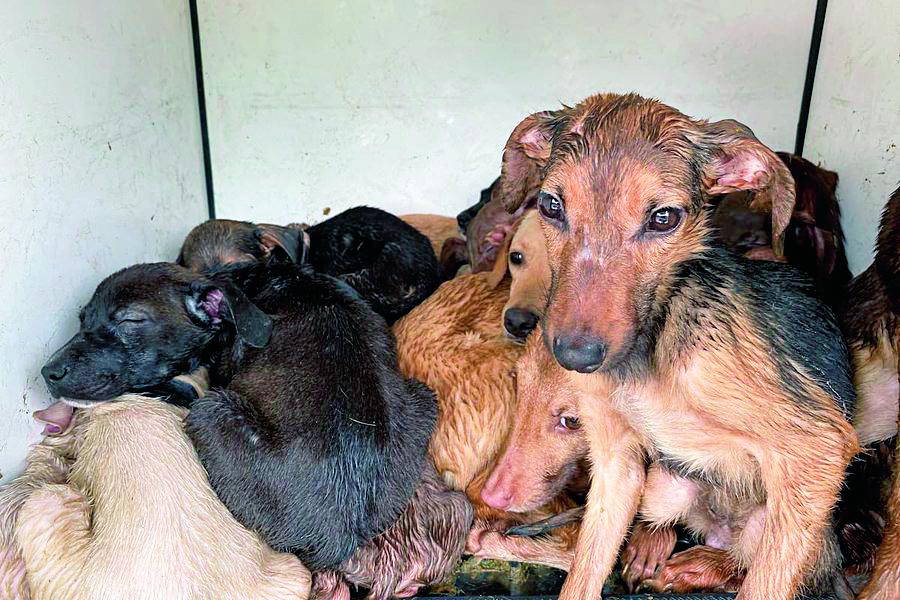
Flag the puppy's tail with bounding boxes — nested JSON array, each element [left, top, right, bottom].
[[504, 506, 585, 538]]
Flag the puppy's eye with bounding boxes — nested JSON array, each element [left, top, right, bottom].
[[558, 415, 581, 430], [509, 251, 524, 266], [646, 207, 683, 234], [538, 192, 564, 223], [117, 317, 147, 327]]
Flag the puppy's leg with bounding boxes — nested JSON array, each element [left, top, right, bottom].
[[740, 428, 856, 600], [858, 416, 900, 600], [16, 484, 91, 598], [311, 571, 351, 600], [466, 524, 575, 571], [559, 396, 644, 600]]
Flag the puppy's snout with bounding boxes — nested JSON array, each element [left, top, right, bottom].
[[552, 334, 607, 374], [503, 308, 539, 341], [41, 360, 70, 396]]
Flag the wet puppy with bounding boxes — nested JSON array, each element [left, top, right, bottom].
[[40, 261, 437, 571], [503, 93, 858, 600], [178, 206, 441, 323], [14, 397, 311, 600]]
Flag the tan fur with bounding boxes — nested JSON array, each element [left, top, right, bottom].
[[392, 268, 577, 569], [15, 397, 311, 600], [0, 421, 79, 600], [500, 94, 858, 600], [400, 214, 462, 257]]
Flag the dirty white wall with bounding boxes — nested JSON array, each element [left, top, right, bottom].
[[198, 0, 816, 225], [0, 1, 207, 482], [803, 0, 900, 274]]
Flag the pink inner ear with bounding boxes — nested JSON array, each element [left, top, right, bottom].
[[711, 154, 770, 193], [199, 289, 225, 324]]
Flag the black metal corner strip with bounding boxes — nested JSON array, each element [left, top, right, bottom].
[[189, 0, 216, 219], [794, 0, 828, 157]]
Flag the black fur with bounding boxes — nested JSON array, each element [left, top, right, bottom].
[[607, 244, 855, 419], [304, 206, 441, 324], [40, 261, 437, 571]]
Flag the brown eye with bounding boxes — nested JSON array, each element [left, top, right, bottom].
[[538, 192, 564, 222], [558, 415, 581, 430], [647, 207, 683, 233], [509, 251, 524, 266]]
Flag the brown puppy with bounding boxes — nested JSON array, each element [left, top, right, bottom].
[[709, 152, 850, 309], [500, 210, 552, 342], [503, 93, 858, 600], [393, 246, 577, 570], [852, 186, 900, 600], [14, 397, 311, 600]]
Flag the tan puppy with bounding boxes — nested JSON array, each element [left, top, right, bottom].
[[15, 397, 311, 600]]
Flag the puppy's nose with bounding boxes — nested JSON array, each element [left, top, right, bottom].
[[481, 472, 514, 511], [553, 334, 607, 373], [503, 308, 539, 340], [41, 361, 70, 389]]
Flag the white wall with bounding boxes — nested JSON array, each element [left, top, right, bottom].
[[0, 1, 207, 482], [803, 0, 900, 274], [199, 0, 815, 225]]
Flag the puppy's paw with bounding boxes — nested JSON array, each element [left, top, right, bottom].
[[620, 521, 676, 592]]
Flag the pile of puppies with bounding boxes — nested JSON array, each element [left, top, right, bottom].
[[1, 92, 897, 600]]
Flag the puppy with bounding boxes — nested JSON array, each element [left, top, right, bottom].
[[849, 186, 900, 600], [400, 213, 468, 281], [500, 209, 551, 342], [393, 247, 578, 570], [15, 396, 311, 600], [40, 261, 437, 572], [178, 205, 441, 323], [502, 93, 858, 600]]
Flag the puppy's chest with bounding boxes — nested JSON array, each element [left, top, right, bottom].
[[615, 384, 759, 486]]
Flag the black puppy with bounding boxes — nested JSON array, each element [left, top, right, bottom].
[[41, 261, 438, 570], [177, 206, 441, 323]]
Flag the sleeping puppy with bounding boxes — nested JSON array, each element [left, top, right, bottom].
[[40, 261, 437, 571], [14, 397, 311, 600], [178, 206, 441, 323]]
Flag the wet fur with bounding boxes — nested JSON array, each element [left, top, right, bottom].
[[178, 206, 441, 324], [502, 93, 859, 600], [392, 268, 579, 570], [14, 397, 311, 600], [854, 186, 900, 600], [312, 462, 473, 600], [185, 261, 437, 570]]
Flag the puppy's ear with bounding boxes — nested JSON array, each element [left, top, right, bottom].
[[485, 219, 518, 289], [186, 281, 273, 348], [499, 110, 560, 214], [692, 119, 796, 257], [254, 224, 306, 263]]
